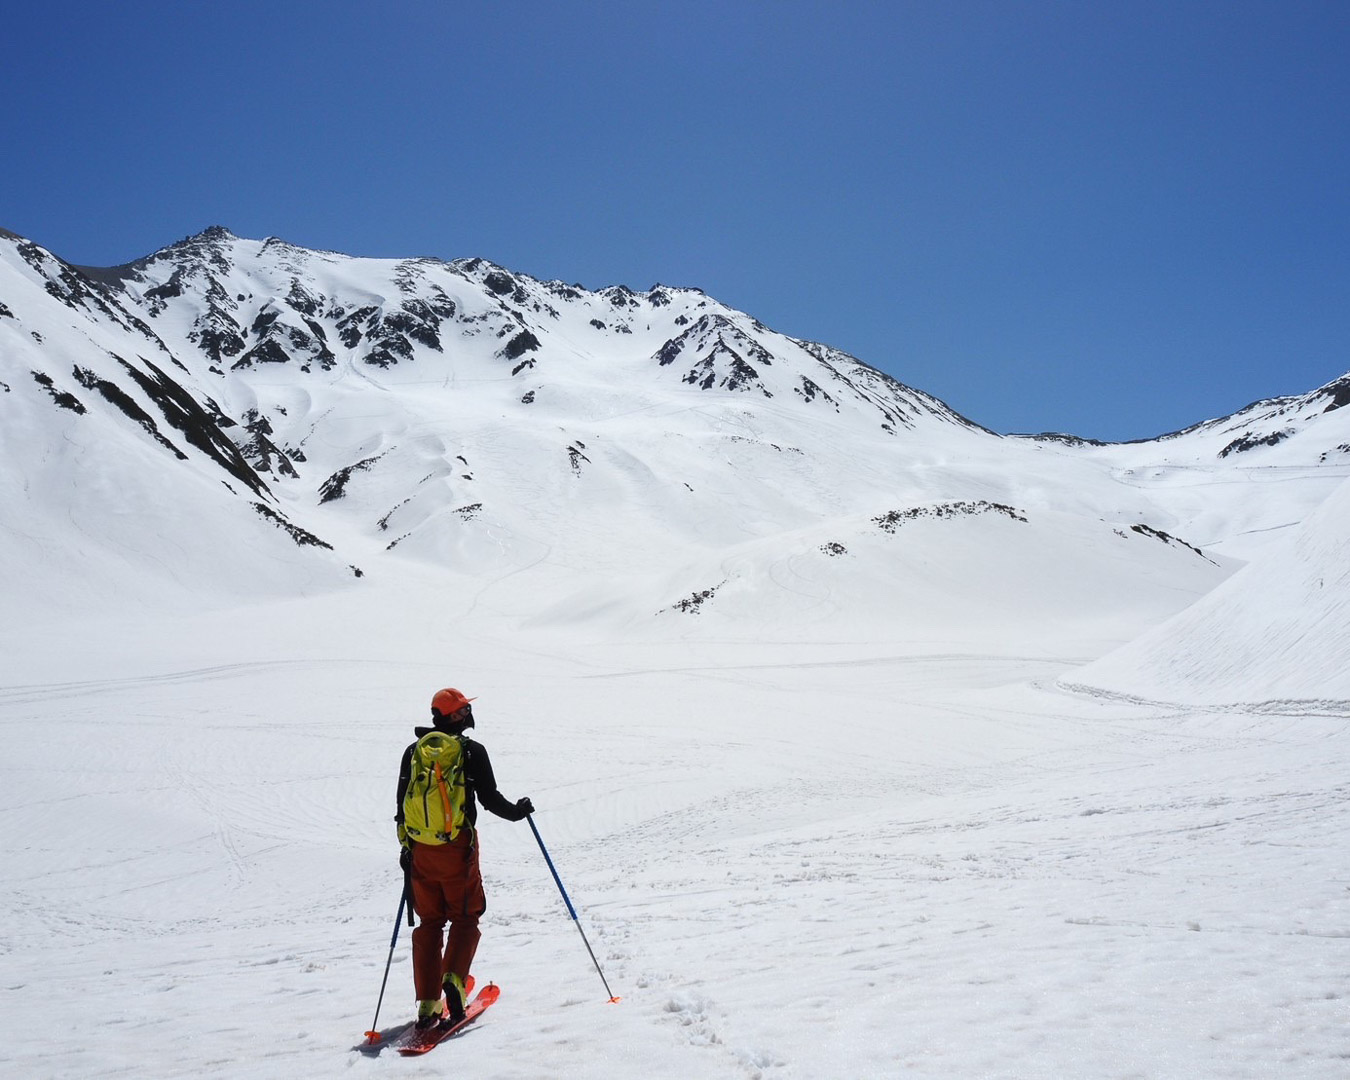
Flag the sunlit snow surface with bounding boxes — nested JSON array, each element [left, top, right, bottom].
[[1068, 475, 1350, 706], [3, 547, 1348, 1079], [1, 228, 1348, 1077]]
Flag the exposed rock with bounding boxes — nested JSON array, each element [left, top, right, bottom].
[[874, 502, 1028, 533], [74, 364, 185, 459], [116, 356, 271, 497], [252, 501, 333, 549], [664, 581, 725, 615], [1219, 429, 1292, 457], [30, 370, 87, 414], [236, 409, 300, 479], [1129, 523, 1213, 562], [501, 329, 540, 361], [319, 454, 384, 503]]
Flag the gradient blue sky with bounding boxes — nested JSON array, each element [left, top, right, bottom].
[[4, 1, 1347, 439]]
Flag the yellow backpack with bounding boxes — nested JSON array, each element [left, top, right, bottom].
[[401, 732, 468, 844]]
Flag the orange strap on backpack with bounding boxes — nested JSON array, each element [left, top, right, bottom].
[[434, 762, 454, 837]]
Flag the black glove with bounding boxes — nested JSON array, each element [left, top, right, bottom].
[[514, 797, 535, 820], [399, 845, 412, 872]]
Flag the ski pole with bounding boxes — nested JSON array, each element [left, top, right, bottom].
[[526, 814, 621, 1003], [363, 889, 407, 1044], [405, 860, 415, 927]]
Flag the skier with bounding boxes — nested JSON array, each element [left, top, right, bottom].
[[396, 687, 534, 1030]]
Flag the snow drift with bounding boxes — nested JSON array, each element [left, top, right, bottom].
[[1065, 475, 1350, 707]]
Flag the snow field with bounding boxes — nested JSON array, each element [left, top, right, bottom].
[[2, 595, 1346, 1079], [1070, 476, 1350, 706], [4, 227, 1349, 1077]]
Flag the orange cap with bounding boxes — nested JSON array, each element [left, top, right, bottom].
[[431, 687, 476, 718]]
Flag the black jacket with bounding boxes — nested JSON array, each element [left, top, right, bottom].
[[396, 727, 526, 832]]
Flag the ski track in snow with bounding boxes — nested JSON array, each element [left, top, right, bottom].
[[2, 623, 1348, 1079]]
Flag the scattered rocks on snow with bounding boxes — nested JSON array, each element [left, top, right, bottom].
[[30, 370, 87, 414], [74, 364, 184, 459], [796, 376, 839, 409], [234, 410, 300, 479], [873, 501, 1028, 533], [654, 315, 776, 399], [567, 443, 590, 475], [1219, 429, 1293, 457], [251, 501, 333, 550], [376, 498, 410, 531], [1129, 523, 1213, 562], [120, 356, 272, 496], [319, 454, 383, 503], [664, 582, 725, 615]]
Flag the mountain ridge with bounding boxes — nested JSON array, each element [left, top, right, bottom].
[[2, 225, 1347, 631]]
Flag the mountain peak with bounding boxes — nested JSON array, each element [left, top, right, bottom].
[[163, 225, 237, 254], [2, 223, 1348, 627]]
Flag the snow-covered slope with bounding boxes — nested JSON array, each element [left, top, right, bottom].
[[2, 227, 1000, 610], [3, 226, 1349, 1080], [1066, 474, 1350, 707], [1020, 372, 1350, 562], [1, 223, 1347, 652], [0, 233, 361, 610], [2, 559, 1346, 1080]]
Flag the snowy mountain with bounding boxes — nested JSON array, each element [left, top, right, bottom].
[[1, 226, 987, 606], [2, 223, 1348, 644], [4, 226, 1350, 1079]]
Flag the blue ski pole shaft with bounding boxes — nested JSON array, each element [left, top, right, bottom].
[[526, 814, 620, 1003], [364, 890, 407, 1043]]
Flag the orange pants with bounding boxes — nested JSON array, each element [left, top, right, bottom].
[[409, 832, 486, 1000]]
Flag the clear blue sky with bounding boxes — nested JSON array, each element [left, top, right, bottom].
[[4, 1, 1347, 440]]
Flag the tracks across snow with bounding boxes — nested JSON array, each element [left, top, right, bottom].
[[2, 626, 1348, 1077]]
